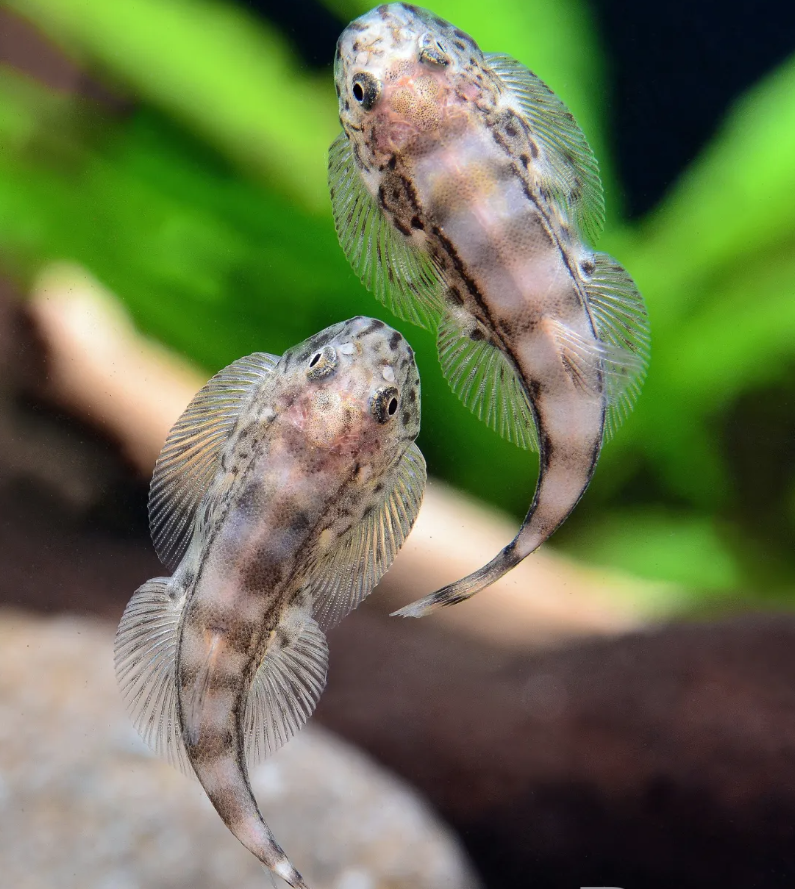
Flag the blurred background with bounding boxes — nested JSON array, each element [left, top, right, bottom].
[[1, 0, 795, 887]]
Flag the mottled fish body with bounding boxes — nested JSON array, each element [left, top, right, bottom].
[[115, 317, 425, 887], [329, 3, 649, 615]]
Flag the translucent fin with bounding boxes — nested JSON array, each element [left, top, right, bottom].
[[310, 442, 426, 631], [244, 606, 328, 765], [486, 53, 605, 244], [114, 578, 192, 776], [547, 319, 609, 398], [149, 352, 279, 571], [328, 131, 445, 330], [582, 252, 650, 439], [549, 316, 646, 429], [438, 309, 538, 450]]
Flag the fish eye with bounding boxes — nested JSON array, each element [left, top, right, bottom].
[[307, 345, 338, 379], [371, 386, 399, 424], [351, 72, 381, 111]]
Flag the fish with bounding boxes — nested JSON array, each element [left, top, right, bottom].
[[114, 317, 425, 887], [329, 3, 649, 617]]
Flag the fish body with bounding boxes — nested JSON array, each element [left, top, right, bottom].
[[330, 3, 649, 615], [115, 318, 425, 886]]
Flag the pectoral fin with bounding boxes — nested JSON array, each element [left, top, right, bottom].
[[149, 352, 278, 570], [328, 131, 445, 330], [308, 442, 426, 630], [437, 308, 538, 450], [486, 52, 604, 243]]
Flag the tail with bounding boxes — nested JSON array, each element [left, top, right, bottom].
[[393, 544, 522, 617], [397, 250, 648, 619], [267, 857, 310, 889], [186, 712, 312, 888], [394, 387, 604, 618], [178, 607, 328, 888], [117, 573, 325, 886]]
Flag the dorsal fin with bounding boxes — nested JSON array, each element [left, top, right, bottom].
[[328, 131, 446, 330], [308, 442, 426, 630], [437, 308, 538, 450], [148, 352, 278, 571], [485, 53, 605, 244]]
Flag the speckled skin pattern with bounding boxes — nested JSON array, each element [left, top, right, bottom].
[[335, 4, 606, 605], [171, 317, 420, 886]]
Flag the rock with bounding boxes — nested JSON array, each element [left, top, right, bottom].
[[0, 610, 480, 889]]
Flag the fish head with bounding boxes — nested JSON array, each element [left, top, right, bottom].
[[280, 317, 420, 458], [335, 4, 491, 164]]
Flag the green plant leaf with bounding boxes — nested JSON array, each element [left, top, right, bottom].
[[621, 52, 795, 330], [5, 0, 338, 211], [572, 509, 741, 592]]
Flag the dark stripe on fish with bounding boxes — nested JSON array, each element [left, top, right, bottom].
[[429, 225, 496, 326], [481, 108, 595, 319]]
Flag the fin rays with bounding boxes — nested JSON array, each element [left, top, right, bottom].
[[115, 579, 329, 775], [438, 310, 538, 450], [486, 52, 605, 243], [114, 578, 193, 776], [309, 442, 426, 630], [149, 352, 278, 571], [582, 253, 650, 439], [244, 607, 328, 764], [328, 132, 445, 329]]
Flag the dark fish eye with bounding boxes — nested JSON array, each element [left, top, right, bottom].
[[351, 72, 381, 111], [307, 345, 338, 379], [371, 386, 399, 424]]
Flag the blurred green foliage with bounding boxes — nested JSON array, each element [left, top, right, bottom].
[[0, 0, 794, 608]]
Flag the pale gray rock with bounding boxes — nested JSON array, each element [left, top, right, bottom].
[[0, 610, 480, 889]]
